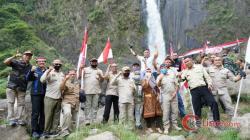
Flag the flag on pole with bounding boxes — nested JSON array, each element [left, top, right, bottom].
[[77, 27, 88, 78], [245, 37, 250, 63], [98, 37, 113, 64]]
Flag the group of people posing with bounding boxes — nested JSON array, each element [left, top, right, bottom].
[[3, 46, 246, 138]]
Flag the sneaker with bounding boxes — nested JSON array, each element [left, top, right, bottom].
[[17, 120, 26, 126], [59, 130, 70, 137], [173, 124, 182, 131], [32, 132, 40, 138], [163, 129, 169, 134], [136, 125, 143, 130], [8, 120, 17, 126], [41, 132, 50, 138]]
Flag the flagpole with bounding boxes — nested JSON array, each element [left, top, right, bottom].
[[233, 62, 247, 117]]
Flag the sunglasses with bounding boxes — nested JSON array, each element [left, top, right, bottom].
[[54, 64, 62, 66]]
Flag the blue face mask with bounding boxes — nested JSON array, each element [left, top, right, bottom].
[[160, 69, 167, 75]]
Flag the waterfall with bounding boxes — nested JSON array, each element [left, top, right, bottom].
[[146, 0, 166, 64]]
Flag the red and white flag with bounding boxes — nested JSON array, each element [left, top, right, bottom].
[[98, 37, 113, 64], [245, 37, 250, 63], [77, 27, 88, 78]]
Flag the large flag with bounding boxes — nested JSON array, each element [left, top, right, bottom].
[[245, 37, 250, 63], [98, 37, 113, 64], [77, 27, 88, 78]]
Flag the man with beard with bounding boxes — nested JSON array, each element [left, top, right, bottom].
[[4, 50, 32, 126], [58, 69, 80, 137], [40, 59, 64, 138], [26, 57, 47, 138], [81, 58, 104, 125], [102, 63, 119, 123], [111, 66, 136, 126]]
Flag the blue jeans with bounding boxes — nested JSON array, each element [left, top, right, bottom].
[[177, 91, 186, 117]]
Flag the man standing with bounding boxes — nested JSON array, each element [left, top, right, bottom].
[[157, 58, 181, 134], [40, 59, 64, 137], [111, 66, 136, 126], [130, 63, 143, 129], [4, 50, 32, 126], [207, 56, 241, 118], [82, 58, 104, 125], [102, 63, 119, 123], [59, 69, 80, 137], [171, 53, 186, 118], [129, 47, 158, 71], [26, 57, 47, 138], [181, 57, 220, 127]]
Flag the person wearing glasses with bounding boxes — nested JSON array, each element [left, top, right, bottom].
[[40, 59, 64, 138], [26, 57, 47, 138]]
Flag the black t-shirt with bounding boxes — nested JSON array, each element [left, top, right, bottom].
[[7, 59, 32, 91]]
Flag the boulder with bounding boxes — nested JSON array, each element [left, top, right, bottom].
[[232, 113, 250, 139], [0, 125, 30, 140], [84, 131, 119, 140], [158, 135, 185, 140]]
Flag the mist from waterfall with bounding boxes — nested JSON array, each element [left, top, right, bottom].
[[146, 0, 166, 64]]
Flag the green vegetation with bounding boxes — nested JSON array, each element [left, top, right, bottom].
[[188, 0, 250, 45], [0, 1, 72, 98]]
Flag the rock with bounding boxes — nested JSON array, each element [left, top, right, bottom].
[[84, 131, 119, 140], [0, 125, 30, 140], [232, 113, 250, 139], [158, 135, 185, 140], [0, 99, 7, 120], [228, 74, 250, 95], [147, 133, 162, 140]]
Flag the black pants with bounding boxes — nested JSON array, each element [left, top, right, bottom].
[[145, 116, 162, 128], [31, 95, 45, 133], [103, 95, 119, 122], [190, 86, 220, 122]]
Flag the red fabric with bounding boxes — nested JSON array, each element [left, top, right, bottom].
[[102, 38, 111, 64]]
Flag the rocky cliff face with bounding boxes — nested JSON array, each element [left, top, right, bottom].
[[160, 0, 207, 52]]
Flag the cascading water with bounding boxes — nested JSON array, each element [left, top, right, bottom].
[[146, 0, 166, 64]]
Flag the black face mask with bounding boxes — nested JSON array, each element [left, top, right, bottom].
[[54, 65, 61, 71], [91, 65, 97, 68], [123, 73, 130, 77]]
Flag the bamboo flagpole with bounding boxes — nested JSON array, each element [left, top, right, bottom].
[[233, 37, 250, 117]]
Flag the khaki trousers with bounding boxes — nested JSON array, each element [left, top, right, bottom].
[[162, 94, 178, 129], [44, 97, 61, 133], [6, 88, 26, 121], [60, 103, 77, 132], [84, 94, 99, 123], [119, 103, 134, 124]]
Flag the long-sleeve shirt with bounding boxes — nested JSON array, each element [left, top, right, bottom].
[[207, 66, 238, 95], [40, 69, 64, 99], [111, 75, 136, 104], [62, 80, 80, 108], [26, 67, 46, 95], [157, 67, 178, 94], [105, 72, 118, 96], [181, 64, 212, 90]]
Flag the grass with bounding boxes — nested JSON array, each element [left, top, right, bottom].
[[67, 123, 139, 140]]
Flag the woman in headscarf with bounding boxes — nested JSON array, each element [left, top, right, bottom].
[[142, 68, 163, 133]]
